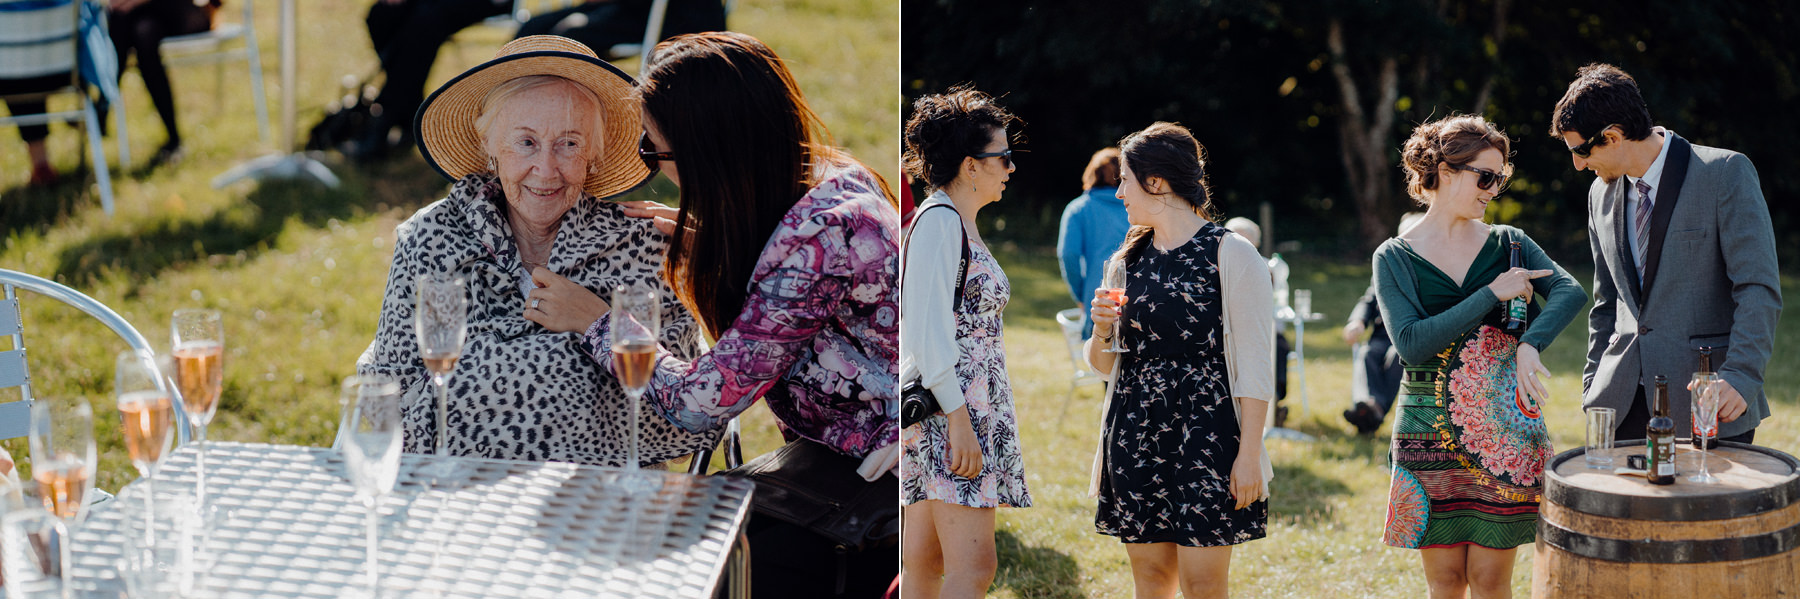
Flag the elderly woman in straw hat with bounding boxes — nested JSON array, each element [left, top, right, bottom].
[[356, 36, 718, 467]]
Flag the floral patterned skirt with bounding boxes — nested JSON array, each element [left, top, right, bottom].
[[1382, 325, 1551, 550]]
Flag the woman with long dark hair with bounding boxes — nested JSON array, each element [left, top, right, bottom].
[[1085, 122, 1273, 599], [899, 86, 1031, 599], [523, 31, 899, 598]]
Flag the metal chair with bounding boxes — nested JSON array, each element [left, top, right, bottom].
[[0, 0, 129, 214], [154, 0, 270, 143], [1055, 308, 1105, 420], [0, 269, 191, 444]]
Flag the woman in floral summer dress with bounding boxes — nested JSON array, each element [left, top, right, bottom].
[[1372, 115, 1584, 599], [900, 86, 1032, 599], [1086, 122, 1274, 599]]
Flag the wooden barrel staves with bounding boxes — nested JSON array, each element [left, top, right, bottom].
[[1533, 441, 1800, 598]]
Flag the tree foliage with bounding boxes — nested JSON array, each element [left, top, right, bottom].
[[904, 0, 1798, 263]]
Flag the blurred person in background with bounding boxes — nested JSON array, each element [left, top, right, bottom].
[[351, 0, 511, 160], [514, 0, 725, 53], [1058, 146, 1128, 340], [107, 0, 218, 167], [1342, 211, 1426, 435]]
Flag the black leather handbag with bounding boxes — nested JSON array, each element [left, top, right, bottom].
[[899, 202, 969, 428], [721, 438, 897, 552]]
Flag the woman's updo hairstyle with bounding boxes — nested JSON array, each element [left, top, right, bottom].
[[903, 85, 1017, 190], [1118, 122, 1215, 219], [1400, 115, 1511, 204]]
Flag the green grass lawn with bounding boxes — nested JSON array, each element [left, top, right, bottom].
[[984, 241, 1799, 598], [0, 0, 895, 492]]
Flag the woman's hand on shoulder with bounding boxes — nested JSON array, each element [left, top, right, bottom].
[[524, 267, 611, 333], [618, 201, 680, 236]]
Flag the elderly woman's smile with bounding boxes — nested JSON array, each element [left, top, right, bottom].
[[481, 80, 602, 231]]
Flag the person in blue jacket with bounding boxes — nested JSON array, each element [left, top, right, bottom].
[[1057, 147, 1130, 339]]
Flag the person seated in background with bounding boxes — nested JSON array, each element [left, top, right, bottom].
[[350, 0, 512, 161], [514, 0, 725, 55], [1342, 211, 1425, 435], [2, 77, 70, 187], [1057, 146, 1128, 340], [1223, 216, 1292, 426], [358, 36, 719, 467], [107, 0, 218, 168]]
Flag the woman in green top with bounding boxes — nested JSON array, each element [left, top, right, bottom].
[[1372, 115, 1585, 599]]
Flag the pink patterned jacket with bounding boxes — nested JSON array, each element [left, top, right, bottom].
[[583, 163, 900, 458]]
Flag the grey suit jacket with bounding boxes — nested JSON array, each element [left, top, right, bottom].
[[1582, 130, 1782, 438]]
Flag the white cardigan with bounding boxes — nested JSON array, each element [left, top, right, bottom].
[[1087, 230, 1277, 499], [899, 191, 973, 413]]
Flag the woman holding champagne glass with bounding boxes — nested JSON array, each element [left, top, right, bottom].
[[523, 32, 900, 597], [1085, 122, 1273, 599], [357, 36, 719, 468], [897, 86, 1033, 599]]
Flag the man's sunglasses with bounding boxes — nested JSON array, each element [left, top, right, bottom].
[[1450, 163, 1510, 193], [639, 133, 676, 171], [1568, 125, 1616, 158], [970, 149, 1016, 165]]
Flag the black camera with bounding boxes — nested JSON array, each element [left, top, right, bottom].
[[900, 379, 941, 428]]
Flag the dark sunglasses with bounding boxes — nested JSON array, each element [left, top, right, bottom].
[[1568, 125, 1616, 158], [970, 148, 1015, 165], [638, 133, 676, 171], [1449, 163, 1510, 193]]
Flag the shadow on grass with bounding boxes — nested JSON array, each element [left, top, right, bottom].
[[1268, 459, 1356, 526], [0, 165, 96, 238], [50, 156, 446, 287], [994, 528, 1084, 599]]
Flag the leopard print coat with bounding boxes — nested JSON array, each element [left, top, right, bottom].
[[357, 174, 719, 467]]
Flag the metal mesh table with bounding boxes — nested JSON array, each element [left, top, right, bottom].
[[63, 442, 753, 598]]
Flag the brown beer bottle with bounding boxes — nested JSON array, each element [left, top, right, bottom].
[[1647, 376, 1676, 485], [1694, 347, 1719, 450], [1503, 242, 1527, 335]]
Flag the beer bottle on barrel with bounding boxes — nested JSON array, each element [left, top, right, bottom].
[[1647, 376, 1676, 485], [1503, 242, 1528, 335], [1694, 347, 1719, 450]]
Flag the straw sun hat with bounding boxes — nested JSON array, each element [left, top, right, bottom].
[[415, 35, 653, 200]]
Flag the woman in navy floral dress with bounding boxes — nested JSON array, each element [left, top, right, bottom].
[[1086, 122, 1274, 599]]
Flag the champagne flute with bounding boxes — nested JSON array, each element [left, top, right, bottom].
[[611, 285, 659, 494], [1689, 373, 1722, 484], [339, 375, 403, 598], [27, 397, 95, 599], [171, 309, 223, 519], [1099, 258, 1130, 354], [414, 274, 468, 479], [116, 350, 177, 549]]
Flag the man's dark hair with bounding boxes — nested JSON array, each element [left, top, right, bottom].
[[1550, 63, 1653, 142]]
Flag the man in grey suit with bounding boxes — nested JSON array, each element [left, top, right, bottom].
[[1552, 63, 1782, 443]]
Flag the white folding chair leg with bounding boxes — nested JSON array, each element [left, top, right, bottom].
[[244, 18, 269, 143], [638, 0, 670, 76], [112, 98, 130, 167], [81, 95, 115, 215]]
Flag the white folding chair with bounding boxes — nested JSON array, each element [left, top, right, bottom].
[[0, 269, 191, 444], [1055, 308, 1104, 423], [154, 0, 270, 143], [0, 0, 128, 214]]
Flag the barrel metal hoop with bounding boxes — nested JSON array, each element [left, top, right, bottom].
[[1538, 518, 1800, 564], [1546, 441, 1800, 521]]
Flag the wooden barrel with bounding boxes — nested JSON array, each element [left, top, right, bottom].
[[1534, 441, 1800, 598]]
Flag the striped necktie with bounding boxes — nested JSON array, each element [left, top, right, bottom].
[[1634, 179, 1653, 283]]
